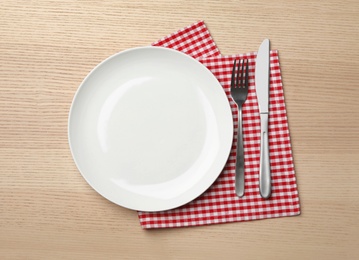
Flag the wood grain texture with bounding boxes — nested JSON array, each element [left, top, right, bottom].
[[1, 0, 358, 259]]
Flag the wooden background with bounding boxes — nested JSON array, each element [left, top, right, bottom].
[[1, 0, 358, 259]]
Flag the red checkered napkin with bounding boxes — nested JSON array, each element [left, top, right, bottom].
[[138, 21, 300, 228]]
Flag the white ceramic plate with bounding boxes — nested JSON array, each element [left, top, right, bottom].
[[68, 46, 233, 211]]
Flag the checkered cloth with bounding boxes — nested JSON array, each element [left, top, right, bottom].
[[138, 21, 300, 228]]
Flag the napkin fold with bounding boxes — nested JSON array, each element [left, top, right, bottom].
[[138, 21, 300, 228]]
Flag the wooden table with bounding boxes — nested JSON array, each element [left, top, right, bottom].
[[1, 0, 358, 259]]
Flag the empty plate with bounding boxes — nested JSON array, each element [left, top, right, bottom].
[[68, 46, 233, 211]]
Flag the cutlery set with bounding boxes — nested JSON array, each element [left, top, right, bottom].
[[231, 39, 271, 199]]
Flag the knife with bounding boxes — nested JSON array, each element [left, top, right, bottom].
[[255, 39, 271, 199]]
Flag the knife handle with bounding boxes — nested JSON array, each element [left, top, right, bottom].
[[259, 113, 271, 198]]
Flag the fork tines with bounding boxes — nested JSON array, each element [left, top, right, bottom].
[[231, 59, 249, 91]]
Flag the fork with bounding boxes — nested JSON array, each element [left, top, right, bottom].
[[230, 59, 249, 197]]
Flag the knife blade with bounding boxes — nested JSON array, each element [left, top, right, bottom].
[[255, 39, 271, 199]]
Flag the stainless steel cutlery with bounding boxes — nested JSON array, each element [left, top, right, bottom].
[[255, 39, 271, 199], [230, 59, 249, 197], [230, 39, 272, 199]]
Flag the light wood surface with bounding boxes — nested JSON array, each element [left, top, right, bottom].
[[1, 0, 358, 259]]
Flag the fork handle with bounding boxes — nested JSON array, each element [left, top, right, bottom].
[[259, 113, 271, 199], [235, 104, 245, 197]]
